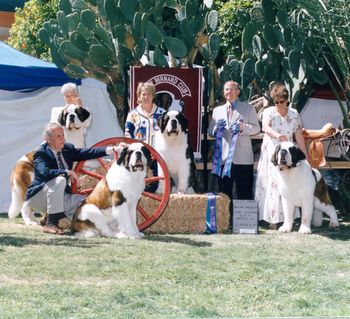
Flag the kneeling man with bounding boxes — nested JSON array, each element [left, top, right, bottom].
[[26, 122, 117, 235]]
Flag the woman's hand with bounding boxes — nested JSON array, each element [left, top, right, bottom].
[[277, 134, 288, 142], [75, 97, 83, 107]]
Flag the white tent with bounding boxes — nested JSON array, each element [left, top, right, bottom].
[[0, 78, 123, 213]]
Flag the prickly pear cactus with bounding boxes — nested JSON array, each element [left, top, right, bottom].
[[39, 0, 219, 127], [235, 0, 330, 110]]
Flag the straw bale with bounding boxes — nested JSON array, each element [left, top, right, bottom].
[[143, 193, 230, 234], [79, 166, 107, 190]]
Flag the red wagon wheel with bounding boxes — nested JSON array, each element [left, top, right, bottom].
[[71, 137, 171, 231]]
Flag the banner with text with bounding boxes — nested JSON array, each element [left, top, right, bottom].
[[130, 66, 203, 153]]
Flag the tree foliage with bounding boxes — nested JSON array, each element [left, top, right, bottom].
[[215, 0, 259, 58], [7, 0, 59, 61]]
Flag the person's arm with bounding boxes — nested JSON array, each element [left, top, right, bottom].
[[295, 130, 310, 162], [124, 111, 135, 138], [262, 109, 288, 142], [240, 104, 261, 136], [34, 151, 68, 181], [208, 108, 226, 137]]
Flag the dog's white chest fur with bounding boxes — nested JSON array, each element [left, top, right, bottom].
[[276, 163, 316, 206], [106, 162, 145, 200], [154, 110, 195, 194], [156, 134, 189, 174]]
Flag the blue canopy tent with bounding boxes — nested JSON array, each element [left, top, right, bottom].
[[0, 42, 121, 214], [0, 0, 28, 12], [0, 41, 80, 91]]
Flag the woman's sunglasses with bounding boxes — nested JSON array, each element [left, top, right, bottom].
[[274, 100, 286, 105]]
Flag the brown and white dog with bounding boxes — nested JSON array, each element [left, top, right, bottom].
[[71, 143, 151, 239], [8, 151, 37, 225], [272, 141, 339, 234], [154, 110, 197, 194]]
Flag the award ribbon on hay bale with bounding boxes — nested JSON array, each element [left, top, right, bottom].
[[205, 193, 217, 234]]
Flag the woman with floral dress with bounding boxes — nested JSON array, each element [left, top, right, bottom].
[[255, 84, 309, 227]]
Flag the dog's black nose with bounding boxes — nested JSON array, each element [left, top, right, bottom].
[[171, 119, 177, 129], [69, 113, 75, 122], [135, 151, 142, 159]]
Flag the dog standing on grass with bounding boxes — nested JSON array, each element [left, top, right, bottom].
[[272, 141, 339, 233]]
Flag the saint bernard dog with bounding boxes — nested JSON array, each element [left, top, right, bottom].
[[71, 143, 151, 239], [52, 104, 91, 148], [154, 110, 197, 194], [272, 141, 339, 234], [8, 151, 37, 225]]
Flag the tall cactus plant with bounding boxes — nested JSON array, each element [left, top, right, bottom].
[[218, 0, 333, 114], [39, 0, 219, 127]]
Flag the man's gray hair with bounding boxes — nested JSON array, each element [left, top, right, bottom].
[[43, 122, 63, 139], [61, 82, 79, 95]]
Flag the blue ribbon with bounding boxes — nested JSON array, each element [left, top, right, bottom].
[[205, 193, 217, 234], [222, 116, 244, 178], [211, 120, 226, 176]]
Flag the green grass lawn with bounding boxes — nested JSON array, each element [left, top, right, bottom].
[[1, 215, 350, 319]]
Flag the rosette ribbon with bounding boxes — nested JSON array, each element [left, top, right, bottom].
[[211, 119, 226, 176], [222, 116, 244, 178]]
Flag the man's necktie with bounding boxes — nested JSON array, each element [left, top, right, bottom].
[[56, 151, 65, 169]]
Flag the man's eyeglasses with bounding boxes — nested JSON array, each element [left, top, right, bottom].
[[274, 100, 286, 105]]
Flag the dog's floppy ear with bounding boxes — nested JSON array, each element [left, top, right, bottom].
[[57, 110, 67, 126], [290, 146, 306, 167], [177, 111, 188, 133], [116, 146, 128, 166], [271, 145, 281, 166], [75, 107, 90, 122], [157, 113, 168, 133], [141, 145, 152, 167]]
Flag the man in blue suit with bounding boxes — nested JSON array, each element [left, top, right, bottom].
[[26, 122, 118, 235]]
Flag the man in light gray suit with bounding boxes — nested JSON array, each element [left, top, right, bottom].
[[209, 81, 260, 225]]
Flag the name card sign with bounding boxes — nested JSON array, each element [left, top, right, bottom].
[[232, 200, 258, 234]]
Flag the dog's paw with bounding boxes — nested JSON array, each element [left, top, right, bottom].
[[298, 224, 312, 234], [114, 232, 128, 239], [278, 223, 292, 233], [23, 220, 38, 226], [328, 220, 339, 229], [129, 234, 142, 240]]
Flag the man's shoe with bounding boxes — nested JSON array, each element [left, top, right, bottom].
[[58, 217, 71, 229], [42, 225, 65, 235]]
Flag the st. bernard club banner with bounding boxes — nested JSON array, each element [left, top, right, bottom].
[[130, 66, 203, 153]]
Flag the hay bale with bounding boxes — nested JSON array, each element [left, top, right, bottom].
[[79, 165, 107, 190], [143, 193, 230, 234]]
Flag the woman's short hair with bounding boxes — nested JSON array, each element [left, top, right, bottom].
[[43, 122, 63, 139], [270, 83, 289, 101], [136, 82, 156, 103], [61, 82, 79, 96]]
